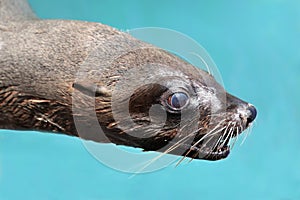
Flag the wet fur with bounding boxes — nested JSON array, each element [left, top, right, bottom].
[[0, 0, 255, 161]]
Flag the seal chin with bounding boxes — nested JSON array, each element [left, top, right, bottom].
[[184, 140, 231, 161], [204, 146, 230, 161]]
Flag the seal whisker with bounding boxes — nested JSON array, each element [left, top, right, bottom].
[[211, 128, 228, 152], [149, 124, 204, 167], [213, 121, 232, 150], [240, 129, 248, 146], [35, 113, 66, 132], [205, 113, 224, 117], [189, 52, 211, 75], [189, 119, 227, 150], [229, 130, 235, 150], [188, 125, 226, 158], [241, 124, 250, 146], [179, 117, 204, 133], [230, 124, 239, 149], [176, 122, 227, 165], [248, 122, 254, 136], [220, 122, 235, 148], [199, 131, 221, 150], [137, 132, 195, 172]]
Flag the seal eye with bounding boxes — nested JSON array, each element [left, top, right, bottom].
[[167, 92, 189, 110]]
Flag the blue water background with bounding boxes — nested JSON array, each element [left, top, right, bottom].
[[0, 0, 300, 199]]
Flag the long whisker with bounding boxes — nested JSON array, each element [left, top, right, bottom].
[[184, 119, 227, 155], [230, 124, 239, 149], [241, 124, 251, 146], [176, 128, 223, 165], [185, 131, 222, 164], [186, 123, 227, 161], [249, 122, 254, 136], [190, 52, 212, 75], [241, 125, 247, 145], [220, 122, 235, 148], [134, 129, 199, 174], [190, 125, 228, 162], [211, 121, 232, 151], [176, 119, 227, 165], [198, 129, 223, 152]]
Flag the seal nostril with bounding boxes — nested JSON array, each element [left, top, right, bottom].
[[247, 105, 257, 124]]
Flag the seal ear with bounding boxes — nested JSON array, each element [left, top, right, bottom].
[[72, 82, 111, 97]]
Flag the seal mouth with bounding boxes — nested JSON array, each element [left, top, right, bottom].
[[201, 143, 231, 161], [179, 126, 244, 161], [184, 139, 231, 161]]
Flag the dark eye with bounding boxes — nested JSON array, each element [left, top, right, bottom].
[[167, 92, 189, 110]]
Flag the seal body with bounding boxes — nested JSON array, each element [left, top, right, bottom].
[[0, 0, 257, 160]]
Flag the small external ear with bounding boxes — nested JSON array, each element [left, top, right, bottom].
[[72, 82, 111, 97]]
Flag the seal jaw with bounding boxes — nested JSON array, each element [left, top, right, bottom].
[[204, 146, 230, 161], [183, 137, 232, 161], [183, 144, 230, 161]]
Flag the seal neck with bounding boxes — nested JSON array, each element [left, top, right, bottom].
[[0, 0, 37, 21]]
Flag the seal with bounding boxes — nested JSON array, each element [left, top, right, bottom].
[[0, 0, 257, 161]]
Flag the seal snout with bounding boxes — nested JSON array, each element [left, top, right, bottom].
[[246, 104, 257, 125]]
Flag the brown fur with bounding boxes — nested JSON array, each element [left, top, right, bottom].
[[0, 0, 256, 160]]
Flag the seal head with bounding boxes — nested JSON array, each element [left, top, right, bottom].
[[72, 48, 257, 161]]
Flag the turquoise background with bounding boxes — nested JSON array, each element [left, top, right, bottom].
[[0, 0, 300, 199]]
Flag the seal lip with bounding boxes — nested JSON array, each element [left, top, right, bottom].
[[169, 137, 231, 161], [203, 145, 230, 161], [187, 143, 231, 161]]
